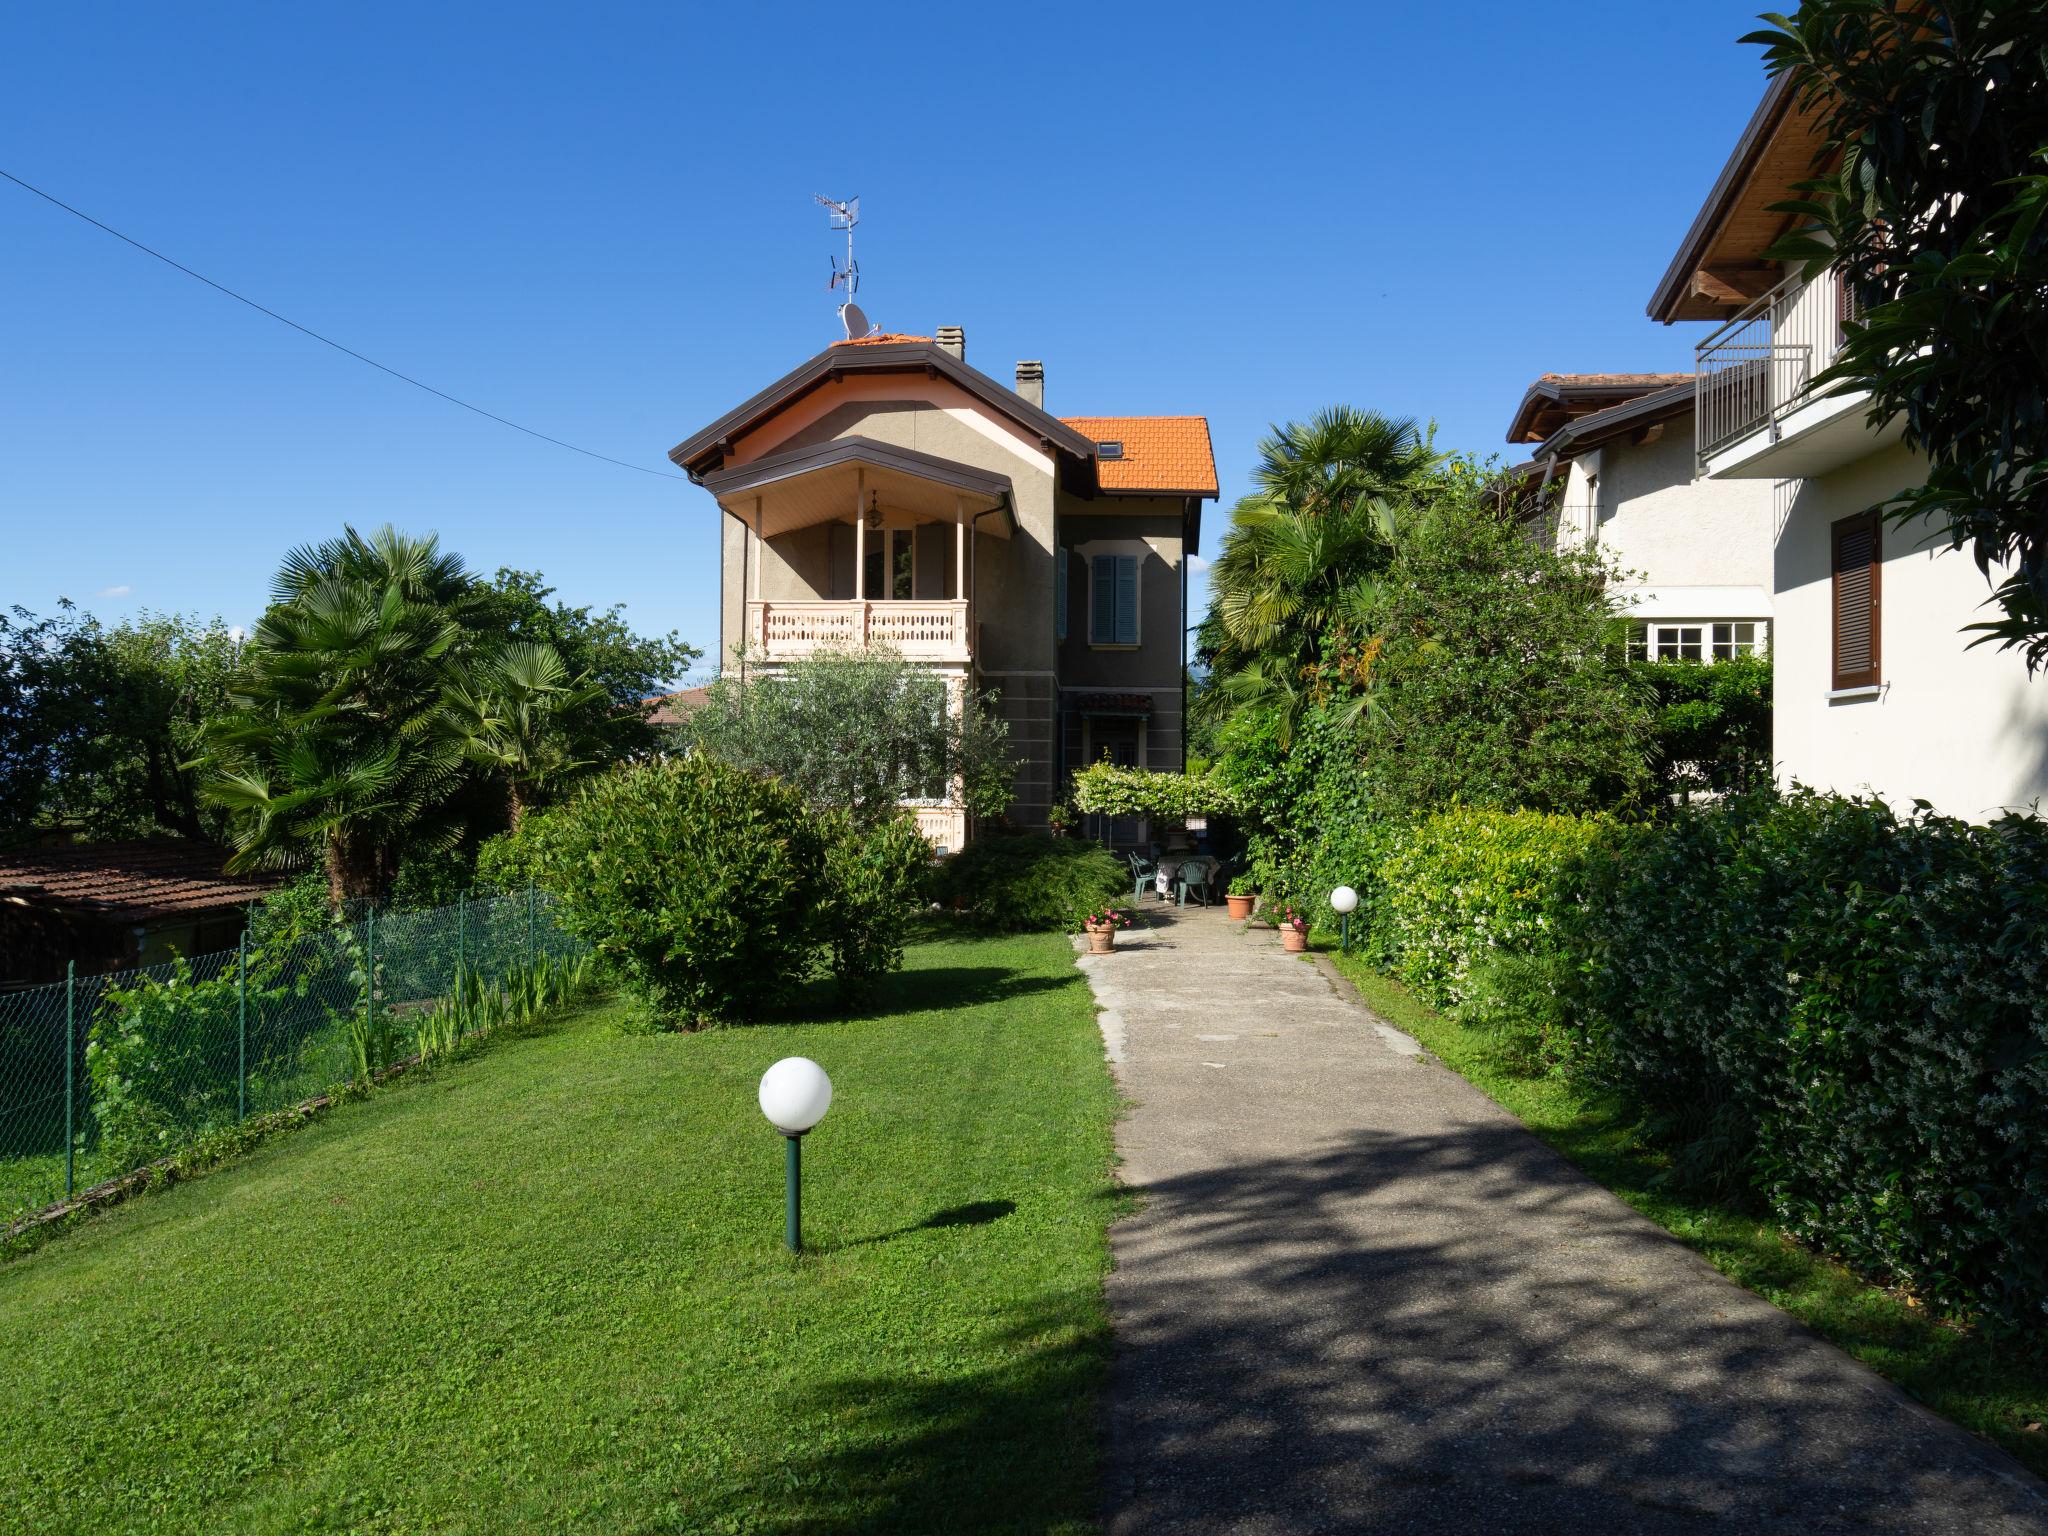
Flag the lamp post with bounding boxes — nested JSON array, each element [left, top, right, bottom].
[[758, 1057, 833, 1253], [1330, 885, 1359, 954]]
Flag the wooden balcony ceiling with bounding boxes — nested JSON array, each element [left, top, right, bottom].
[[700, 436, 1015, 540]]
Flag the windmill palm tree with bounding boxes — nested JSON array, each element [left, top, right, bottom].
[[202, 527, 477, 906], [1200, 409, 1441, 740], [443, 641, 607, 828]]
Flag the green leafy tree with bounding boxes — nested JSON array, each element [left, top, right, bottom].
[[1749, 2, 2048, 665], [467, 568, 700, 760], [202, 526, 477, 906], [689, 644, 1017, 826], [1362, 485, 1653, 818]]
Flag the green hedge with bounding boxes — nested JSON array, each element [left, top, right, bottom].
[[1365, 807, 1608, 1010], [931, 833, 1127, 933], [1354, 790, 2048, 1336], [1573, 792, 2048, 1334]]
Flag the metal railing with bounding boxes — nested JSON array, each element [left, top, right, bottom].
[[1695, 265, 1853, 469], [0, 885, 584, 1222]]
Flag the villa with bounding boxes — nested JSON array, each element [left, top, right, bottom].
[[668, 327, 1217, 848], [1651, 76, 2048, 817]]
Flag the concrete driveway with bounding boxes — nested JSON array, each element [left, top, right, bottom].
[[1080, 904, 2048, 1535]]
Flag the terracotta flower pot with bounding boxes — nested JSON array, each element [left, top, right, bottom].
[[1226, 894, 1255, 921], [1085, 924, 1117, 954], [1280, 927, 1308, 953]]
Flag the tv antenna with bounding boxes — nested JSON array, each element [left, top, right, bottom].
[[815, 194, 872, 339]]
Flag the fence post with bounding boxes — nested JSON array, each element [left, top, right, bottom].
[[237, 933, 249, 1120], [64, 960, 75, 1199], [365, 905, 378, 1072], [456, 890, 467, 1008], [526, 879, 536, 963]]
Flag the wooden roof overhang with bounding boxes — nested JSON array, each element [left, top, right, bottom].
[[1506, 375, 1695, 444], [699, 436, 1017, 540], [670, 340, 1101, 487], [1535, 381, 1697, 461], [1648, 74, 1834, 323]]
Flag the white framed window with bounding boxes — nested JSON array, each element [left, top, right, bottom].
[[1628, 619, 1769, 663]]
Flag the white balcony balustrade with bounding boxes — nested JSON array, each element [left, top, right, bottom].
[[746, 599, 973, 663]]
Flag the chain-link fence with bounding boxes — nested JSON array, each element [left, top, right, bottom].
[[0, 885, 585, 1221]]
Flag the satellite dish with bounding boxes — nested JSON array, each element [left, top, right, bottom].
[[839, 300, 871, 340]]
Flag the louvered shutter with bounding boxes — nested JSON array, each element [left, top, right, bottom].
[[1113, 556, 1139, 644], [1831, 511, 1881, 689], [1091, 555, 1117, 643]]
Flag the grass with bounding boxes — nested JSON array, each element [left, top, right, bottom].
[[1319, 946, 2048, 1481], [0, 925, 1123, 1536]]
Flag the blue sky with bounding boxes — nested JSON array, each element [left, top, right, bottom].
[[2, 2, 1771, 676]]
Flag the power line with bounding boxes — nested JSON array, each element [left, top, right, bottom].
[[0, 168, 685, 481]]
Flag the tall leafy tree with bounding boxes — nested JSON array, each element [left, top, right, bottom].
[[1750, 1, 2048, 666], [203, 526, 477, 905]]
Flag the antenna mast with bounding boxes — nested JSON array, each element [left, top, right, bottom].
[[814, 194, 871, 339]]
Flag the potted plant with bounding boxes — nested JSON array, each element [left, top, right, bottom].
[[1047, 801, 1076, 839], [1077, 906, 1134, 954], [1268, 902, 1310, 953], [1225, 873, 1258, 921]]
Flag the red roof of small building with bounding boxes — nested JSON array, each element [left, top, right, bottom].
[[1059, 415, 1219, 497], [644, 685, 710, 726], [0, 841, 276, 920]]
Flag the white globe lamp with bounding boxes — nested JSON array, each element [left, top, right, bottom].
[[759, 1057, 832, 1252], [1330, 885, 1360, 952]]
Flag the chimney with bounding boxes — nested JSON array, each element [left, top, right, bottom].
[[1015, 359, 1044, 409], [935, 325, 965, 360]]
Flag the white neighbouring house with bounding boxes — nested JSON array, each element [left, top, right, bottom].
[[1502, 373, 1776, 665], [1645, 75, 2048, 819]]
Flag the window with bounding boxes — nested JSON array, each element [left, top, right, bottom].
[[1055, 546, 1068, 641], [862, 527, 916, 600], [1089, 554, 1139, 646], [1831, 511, 1881, 689], [1629, 619, 1769, 663]]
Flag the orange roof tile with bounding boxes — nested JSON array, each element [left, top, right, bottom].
[[0, 840, 276, 920], [831, 333, 932, 348], [1060, 415, 1218, 497]]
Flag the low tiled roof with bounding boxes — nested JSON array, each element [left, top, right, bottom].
[[645, 685, 710, 726], [1059, 416, 1219, 497], [0, 841, 276, 920], [1507, 373, 1694, 443], [832, 333, 932, 348]]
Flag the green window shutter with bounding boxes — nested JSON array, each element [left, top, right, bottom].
[[1056, 547, 1068, 641], [1114, 555, 1138, 644], [1091, 555, 1117, 643]]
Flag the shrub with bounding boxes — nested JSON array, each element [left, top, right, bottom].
[[818, 812, 932, 1007], [531, 759, 824, 1027], [932, 833, 1126, 933], [1637, 654, 1773, 803], [1069, 762, 1240, 821], [1367, 807, 1611, 1011], [1571, 790, 2048, 1333]]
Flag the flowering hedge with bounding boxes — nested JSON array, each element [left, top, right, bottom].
[[1069, 763, 1241, 821]]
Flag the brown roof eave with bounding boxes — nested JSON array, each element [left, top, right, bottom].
[[1647, 73, 1797, 324], [668, 341, 1100, 476], [1536, 381, 1696, 459]]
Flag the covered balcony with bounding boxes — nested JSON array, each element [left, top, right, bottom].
[[703, 436, 1014, 667]]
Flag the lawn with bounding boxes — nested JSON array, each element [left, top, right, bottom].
[[1321, 947, 2048, 1481], [0, 925, 1122, 1536]]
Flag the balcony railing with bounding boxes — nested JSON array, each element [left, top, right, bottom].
[[1696, 266, 1856, 469], [746, 599, 972, 663]]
